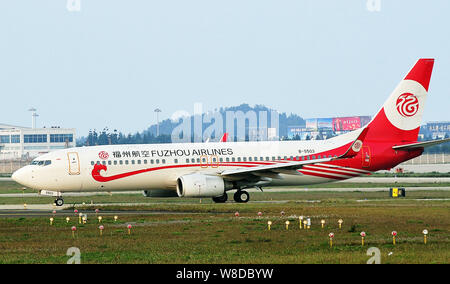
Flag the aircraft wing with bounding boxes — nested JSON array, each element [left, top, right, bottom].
[[220, 127, 368, 178], [392, 138, 450, 150]]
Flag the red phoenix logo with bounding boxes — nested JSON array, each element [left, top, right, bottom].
[[98, 151, 109, 160], [396, 93, 419, 117]]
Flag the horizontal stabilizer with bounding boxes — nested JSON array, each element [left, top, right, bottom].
[[392, 138, 450, 150]]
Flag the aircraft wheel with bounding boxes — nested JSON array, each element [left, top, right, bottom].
[[212, 193, 228, 203], [233, 190, 250, 203], [55, 198, 64, 207]]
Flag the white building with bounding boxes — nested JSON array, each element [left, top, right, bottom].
[[0, 123, 76, 160]]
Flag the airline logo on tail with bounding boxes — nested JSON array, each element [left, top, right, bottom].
[[396, 93, 419, 117], [380, 58, 434, 132]]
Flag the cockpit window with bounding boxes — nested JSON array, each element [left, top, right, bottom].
[[30, 160, 52, 166]]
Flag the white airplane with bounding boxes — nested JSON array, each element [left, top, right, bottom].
[[12, 58, 450, 206]]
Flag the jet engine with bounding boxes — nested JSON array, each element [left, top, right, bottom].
[[176, 173, 232, 198]]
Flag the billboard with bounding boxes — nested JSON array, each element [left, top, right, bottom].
[[332, 116, 364, 131], [305, 119, 317, 131], [287, 126, 306, 138], [317, 118, 333, 130]]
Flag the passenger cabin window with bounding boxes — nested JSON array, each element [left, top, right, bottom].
[[31, 160, 52, 166]]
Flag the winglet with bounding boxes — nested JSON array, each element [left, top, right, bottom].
[[220, 133, 228, 142], [338, 127, 369, 159]]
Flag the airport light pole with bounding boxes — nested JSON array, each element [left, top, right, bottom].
[[28, 107, 38, 129], [154, 108, 162, 136]]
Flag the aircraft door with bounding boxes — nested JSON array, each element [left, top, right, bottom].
[[362, 146, 371, 168], [68, 152, 81, 175]]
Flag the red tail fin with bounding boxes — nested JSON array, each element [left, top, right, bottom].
[[365, 59, 434, 143]]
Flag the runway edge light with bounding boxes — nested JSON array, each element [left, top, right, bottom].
[[392, 231, 397, 245], [329, 232, 334, 248], [360, 231, 366, 246], [71, 226, 76, 238], [423, 229, 428, 244]]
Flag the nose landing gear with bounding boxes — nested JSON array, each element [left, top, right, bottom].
[[55, 198, 64, 207]]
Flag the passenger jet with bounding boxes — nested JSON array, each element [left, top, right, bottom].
[[12, 58, 450, 206]]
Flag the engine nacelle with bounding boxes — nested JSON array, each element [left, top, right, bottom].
[[142, 189, 178, 198], [176, 173, 231, 198]]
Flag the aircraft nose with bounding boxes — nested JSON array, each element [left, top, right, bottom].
[[12, 167, 31, 187]]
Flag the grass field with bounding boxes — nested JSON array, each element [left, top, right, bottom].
[[0, 181, 449, 264]]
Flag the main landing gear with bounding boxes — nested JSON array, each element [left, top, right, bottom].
[[211, 190, 250, 203], [212, 193, 228, 203], [233, 190, 250, 203]]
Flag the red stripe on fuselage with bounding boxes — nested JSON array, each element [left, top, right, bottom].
[[302, 165, 362, 177], [91, 163, 259, 182], [298, 170, 347, 181]]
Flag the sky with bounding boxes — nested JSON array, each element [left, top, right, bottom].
[[1, 0, 449, 136]]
